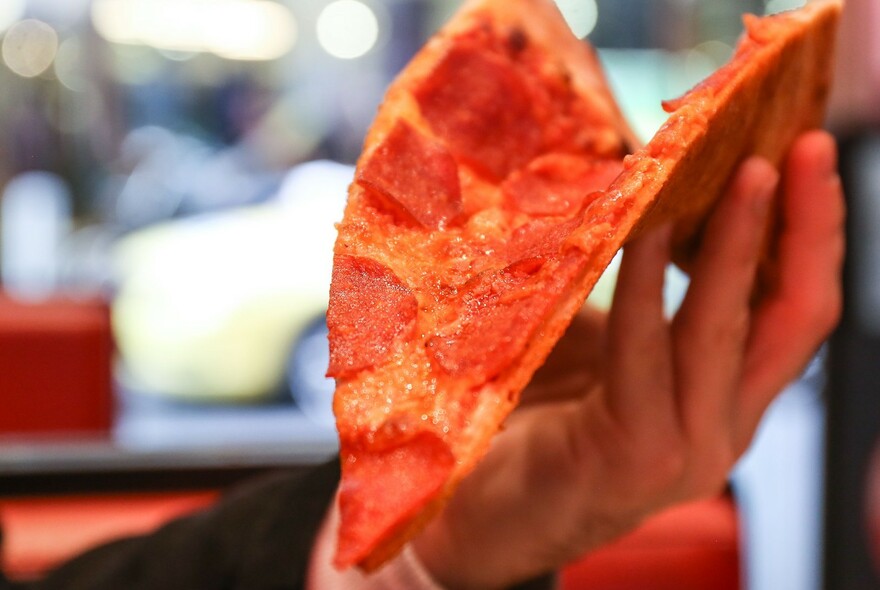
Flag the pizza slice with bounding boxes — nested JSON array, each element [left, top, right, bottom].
[[327, 0, 841, 571]]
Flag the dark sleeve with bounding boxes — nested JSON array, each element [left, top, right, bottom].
[[1, 458, 559, 590], [2, 460, 341, 590]]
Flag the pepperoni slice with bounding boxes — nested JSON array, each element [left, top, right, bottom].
[[335, 431, 455, 568], [414, 43, 541, 181], [502, 153, 623, 216], [426, 259, 550, 381], [357, 121, 462, 229], [327, 255, 418, 379]]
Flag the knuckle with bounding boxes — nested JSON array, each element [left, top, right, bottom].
[[719, 308, 751, 346], [640, 438, 688, 490], [795, 285, 842, 339], [689, 444, 737, 498], [676, 307, 750, 352], [820, 289, 843, 334], [822, 240, 846, 332], [658, 450, 688, 485]]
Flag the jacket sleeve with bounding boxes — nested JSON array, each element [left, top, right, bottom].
[[1, 458, 557, 590], [2, 460, 341, 590]]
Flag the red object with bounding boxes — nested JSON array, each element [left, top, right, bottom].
[[414, 44, 543, 180], [562, 495, 741, 590], [0, 491, 218, 580], [0, 294, 113, 435], [358, 120, 463, 229], [336, 431, 455, 568], [327, 255, 418, 379]]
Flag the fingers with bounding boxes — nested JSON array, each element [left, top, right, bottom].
[[606, 223, 674, 430], [737, 130, 844, 446], [672, 157, 779, 443]]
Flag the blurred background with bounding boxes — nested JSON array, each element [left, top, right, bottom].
[[0, 0, 877, 588]]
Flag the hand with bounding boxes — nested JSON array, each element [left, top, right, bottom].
[[411, 130, 845, 589]]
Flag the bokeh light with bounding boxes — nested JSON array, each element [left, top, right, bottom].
[[54, 36, 88, 92], [91, 0, 297, 61], [555, 0, 599, 39], [316, 0, 380, 60], [2, 19, 59, 78]]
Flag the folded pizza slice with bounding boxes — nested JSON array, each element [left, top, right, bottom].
[[327, 0, 841, 571]]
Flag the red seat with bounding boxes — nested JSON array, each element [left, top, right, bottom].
[[562, 495, 741, 590], [0, 294, 113, 435]]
